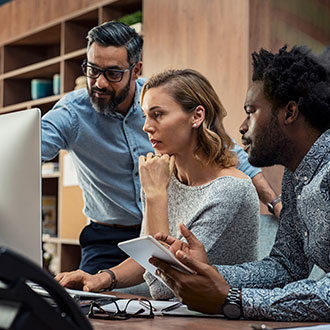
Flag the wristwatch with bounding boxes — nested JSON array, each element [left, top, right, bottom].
[[267, 195, 281, 215], [221, 287, 242, 319], [97, 269, 117, 291]]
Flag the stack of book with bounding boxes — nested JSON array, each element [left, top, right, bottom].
[[42, 162, 59, 175]]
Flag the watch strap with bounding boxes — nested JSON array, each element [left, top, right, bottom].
[[97, 269, 117, 291], [222, 287, 242, 319], [267, 194, 281, 214]]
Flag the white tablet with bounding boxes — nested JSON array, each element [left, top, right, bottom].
[[118, 235, 194, 279]]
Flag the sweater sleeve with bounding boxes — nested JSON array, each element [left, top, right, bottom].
[[144, 177, 260, 300]]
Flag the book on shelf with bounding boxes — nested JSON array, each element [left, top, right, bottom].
[[42, 162, 59, 175], [42, 195, 57, 236]]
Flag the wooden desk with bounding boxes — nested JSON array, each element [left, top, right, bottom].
[[89, 293, 324, 330], [90, 317, 324, 330]]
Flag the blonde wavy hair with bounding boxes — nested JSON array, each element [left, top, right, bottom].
[[140, 69, 237, 168]]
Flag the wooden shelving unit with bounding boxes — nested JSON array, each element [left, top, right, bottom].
[[0, 0, 142, 274]]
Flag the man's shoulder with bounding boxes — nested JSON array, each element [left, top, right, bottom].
[[137, 77, 147, 86], [136, 77, 146, 94]]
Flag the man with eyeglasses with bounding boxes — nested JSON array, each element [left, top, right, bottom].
[[42, 21, 151, 275], [42, 21, 280, 278]]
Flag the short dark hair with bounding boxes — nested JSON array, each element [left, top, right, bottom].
[[252, 45, 330, 132], [87, 21, 143, 65]]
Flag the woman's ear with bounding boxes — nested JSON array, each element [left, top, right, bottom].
[[192, 105, 205, 128]]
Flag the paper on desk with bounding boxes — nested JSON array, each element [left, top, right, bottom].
[[161, 304, 224, 318], [101, 299, 223, 317]]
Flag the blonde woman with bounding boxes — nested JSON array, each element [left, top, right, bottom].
[[56, 69, 259, 299]]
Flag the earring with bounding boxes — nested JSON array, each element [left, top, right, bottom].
[[192, 123, 197, 128]]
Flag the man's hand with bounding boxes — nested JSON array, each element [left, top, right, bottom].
[[54, 269, 111, 292], [152, 224, 229, 314], [150, 250, 230, 314], [154, 223, 210, 264]]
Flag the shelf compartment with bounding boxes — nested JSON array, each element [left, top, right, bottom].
[[63, 56, 86, 93], [1, 58, 60, 80], [64, 10, 98, 54], [2, 61, 60, 107], [0, 93, 63, 115], [3, 24, 61, 73], [60, 244, 81, 272]]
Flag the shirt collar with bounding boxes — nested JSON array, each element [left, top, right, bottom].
[[293, 129, 330, 184]]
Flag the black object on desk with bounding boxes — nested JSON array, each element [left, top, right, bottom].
[[0, 247, 93, 330]]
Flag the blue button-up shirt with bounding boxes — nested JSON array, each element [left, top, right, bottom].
[[217, 129, 330, 321], [42, 78, 260, 225], [42, 78, 152, 225]]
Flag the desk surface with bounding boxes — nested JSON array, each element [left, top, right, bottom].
[[90, 317, 324, 330], [89, 292, 324, 330]]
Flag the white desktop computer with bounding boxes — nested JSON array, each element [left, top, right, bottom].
[[0, 108, 42, 265]]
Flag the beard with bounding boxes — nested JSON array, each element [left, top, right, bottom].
[[247, 115, 294, 168], [88, 75, 132, 115]]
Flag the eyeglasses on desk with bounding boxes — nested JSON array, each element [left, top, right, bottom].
[[88, 298, 155, 320]]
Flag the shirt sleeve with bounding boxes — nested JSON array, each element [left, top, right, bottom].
[[214, 197, 324, 320], [41, 101, 77, 161], [216, 200, 312, 288], [231, 139, 261, 178], [242, 273, 330, 321]]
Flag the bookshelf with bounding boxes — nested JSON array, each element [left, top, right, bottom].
[[0, 0, 142, 274]]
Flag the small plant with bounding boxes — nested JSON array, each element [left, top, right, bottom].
[[118, 10, 142, 26]]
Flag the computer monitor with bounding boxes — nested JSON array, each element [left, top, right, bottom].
[[0, 108, 42, 265]]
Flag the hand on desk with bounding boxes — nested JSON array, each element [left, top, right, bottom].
[[55, 269, 110, 292], [151, 224, 230, 314]]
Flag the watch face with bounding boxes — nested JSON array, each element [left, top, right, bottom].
[[267, 203, 275, 214], [222, 303, 242, 319]]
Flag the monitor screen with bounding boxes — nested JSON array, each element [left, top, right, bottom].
[[0, 108, 42, 266]]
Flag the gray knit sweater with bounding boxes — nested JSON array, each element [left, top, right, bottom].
[[141, 174, 260, 299]]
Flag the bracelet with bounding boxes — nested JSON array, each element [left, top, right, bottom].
[[97, 269, 117, 291], [267, 194, 282, 215]]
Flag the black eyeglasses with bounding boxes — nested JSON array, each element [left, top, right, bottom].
[[81, 60, 136, 82], [88, 298, 154, 320]]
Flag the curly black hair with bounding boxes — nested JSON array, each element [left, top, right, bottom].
[[252, 45, 330, 132]]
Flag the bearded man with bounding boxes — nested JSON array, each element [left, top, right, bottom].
[[42, 22, 280, 277]]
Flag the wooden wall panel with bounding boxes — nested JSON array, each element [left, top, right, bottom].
[[143, 0, 250, 144], [0, 0, 101, 43], [249, 0, 330, 57], [248, 0, 330, 196], [2, 0, 329, 213]]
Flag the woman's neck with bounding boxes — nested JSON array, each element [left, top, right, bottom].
[[175, 153, 222, 186]]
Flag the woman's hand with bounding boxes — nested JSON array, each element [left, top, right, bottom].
[[139, 153, 175, 198], [54, 269, 112, 292]]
